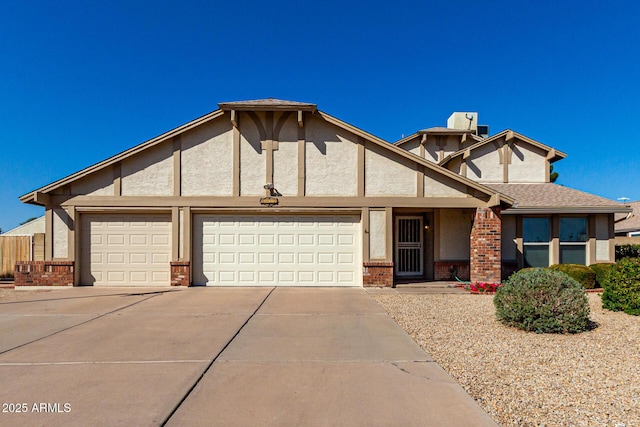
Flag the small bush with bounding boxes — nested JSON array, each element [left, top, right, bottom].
[[548, 264, 596, 289], [602, 257, 640, 316], [589, 263, 616, 288], [494, 268, 591, 333], [616, 244, 640, 261]]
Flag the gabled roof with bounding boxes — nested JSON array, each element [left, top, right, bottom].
[[485, 183, 631, 214], [439, 129, 566, 166], [615, 201, 640, 232], [20, 99, 512, 207], [315, 110, 514, 205], [394, 128, 482, 146], [20, 109, 226, 204], [218, 98, 317, 112]]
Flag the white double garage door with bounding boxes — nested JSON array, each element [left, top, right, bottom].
[[82, 213, 361, 286]]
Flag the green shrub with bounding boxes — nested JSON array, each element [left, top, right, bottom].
[[494, 268, 591, 333], [589, 263, 616, 288], [616, 244, 640, 261], [548, 264, 596, 289], [602, 257, 640, 316]]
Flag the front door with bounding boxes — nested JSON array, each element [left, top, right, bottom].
[[395, 216, 423, 276]]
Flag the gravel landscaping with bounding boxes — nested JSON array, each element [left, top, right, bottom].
[[372, 292, 639, 427]]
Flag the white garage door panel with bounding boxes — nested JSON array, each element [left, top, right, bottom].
[[193, 215, 361, 286], [81, 214, 172, 286]]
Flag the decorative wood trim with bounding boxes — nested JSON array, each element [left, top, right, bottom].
[[503, 143, 509, 183], [246, 111, 267, 141], [362, 207, 370, 262], [357, 138, 365, 197], [113, 163, 121, 196], [588, 214, 596, 265], [416, 164, 424, 197], [232, 123, 240, 196], [298, 120, 305, 197], [230, 109, 238, 128], [265, 112, 274, 190], [66, 205, 76, 263], [385, 207, 393, 261], [171, 207, 179, 261], [274, 111, 292, 141], [515, 215, 523, 268], [57, 195, 490, 209], [45, 208, 53, 261], [183, 206, 192, 263], [297, 110, 304, 127], [173, 136, 181, 196], [550, 214, 560, 265]]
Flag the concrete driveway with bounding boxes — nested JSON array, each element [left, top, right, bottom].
[[0, 287, 497, 426]]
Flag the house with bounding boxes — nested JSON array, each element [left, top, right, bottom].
[[0, 216, 45, 278], [615, 201, 640, 237], [16, 99, 630, 287]]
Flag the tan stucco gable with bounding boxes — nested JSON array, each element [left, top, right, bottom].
[[20, 99, 511, 208]]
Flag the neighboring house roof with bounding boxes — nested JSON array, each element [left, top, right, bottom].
[[20, 99, 512, 207], [439, 129, 566, 166], [615, 201, 640, 233], [485, 183, 631, 214], [1, 216, 45, 236]]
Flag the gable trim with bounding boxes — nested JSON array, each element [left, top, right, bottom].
[[439, 129, 566, 166], [21, 109, 226, 205]]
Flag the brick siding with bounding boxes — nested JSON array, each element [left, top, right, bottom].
[[470, 207, 502, 284], [434, 261, 470, 281], [363, 261, 394, 287], [14, 261, 74, 287], [170, 261, 190, 287]]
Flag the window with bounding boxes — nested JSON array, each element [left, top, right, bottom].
[[523, 217, 550, 267], [560, 217, 587, 264]]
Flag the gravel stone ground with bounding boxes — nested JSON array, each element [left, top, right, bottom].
[[372, 293, 639, 427]]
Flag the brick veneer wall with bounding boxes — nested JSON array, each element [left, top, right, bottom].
[[363, 261, 394, 287], [14, 261, 74, 287], [434, 261, 470, 281], [170, 262, 190, 287], [470, 207, 502, 284]]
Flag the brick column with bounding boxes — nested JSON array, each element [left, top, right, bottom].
[[470, 207, 501, 284], [363, 261, 394, 287], [170, 262, 190, 287]]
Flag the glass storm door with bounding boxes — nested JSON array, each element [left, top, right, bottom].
[[395, 216, 423, 276]]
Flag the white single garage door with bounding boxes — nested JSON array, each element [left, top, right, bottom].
[[81, 214, 172, 286], [193, 214, 361, 286]]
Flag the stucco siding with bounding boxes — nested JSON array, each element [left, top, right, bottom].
[[239, 114, 266, 196], [369, 210, 386, 259], [181, 119, 233, 196], [423, 168, 467, 197], [508, 143, 547, 183], [273, 115, 299, 196], [365, 143, 416, 197], [53, 208, 68, 259], [439, 209, 470, 260], [71, 167, 114, 196], [305, 116, 357, 196], [595, 214, 611, 261], [403, 138, 421, 157], [502, 215, 517, 261], [466, 143, 502, 182], [121, 141, 173, 196]]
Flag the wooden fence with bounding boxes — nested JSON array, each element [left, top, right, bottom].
[[0, 235, 33, 277]]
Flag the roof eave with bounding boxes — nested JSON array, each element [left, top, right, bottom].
[[502, 206, 632, 215]]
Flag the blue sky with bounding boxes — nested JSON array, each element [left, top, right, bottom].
[[1, 0, 639, 231]]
